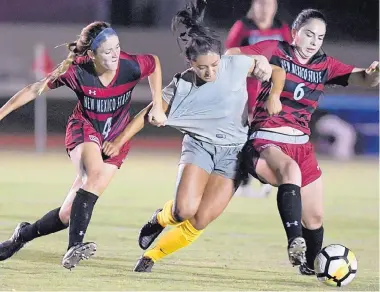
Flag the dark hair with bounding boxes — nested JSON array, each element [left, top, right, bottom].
[[292, 9, 327, 31], [39, 21, 111, 94], [69, 21, 110, 55], [172, 0, 221, 61]]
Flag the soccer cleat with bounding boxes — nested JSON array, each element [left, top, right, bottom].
[[288, 236, 307, 266], [138, 209, 164, 250], [62, 242, 97, 270], [133, 256, 155, 272], [0, 222, 30, 261], [299, 263, 316, 276]]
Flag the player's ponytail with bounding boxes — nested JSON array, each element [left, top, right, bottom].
[[172, 0, 221, 61], [38, 44, 76, 95], [37, 21, 112, 95]]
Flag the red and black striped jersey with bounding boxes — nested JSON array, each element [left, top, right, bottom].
[[48, 51, 155, 141], [226, 18, 292, 122], [240, 40, 355, 135], [226, 17, 292, 49]]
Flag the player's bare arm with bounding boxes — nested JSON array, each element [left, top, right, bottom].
[[225, 48, 273, 81], [148, 55, 167, 127], [0, 79, 50, 121], [103, 100, 170, 157], [265, 65, 286, 115], [348, 61, 380, 87]]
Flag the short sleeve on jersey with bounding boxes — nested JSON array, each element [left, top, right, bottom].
[[240, 40, 279, 60], [135, 54, 156, 79]]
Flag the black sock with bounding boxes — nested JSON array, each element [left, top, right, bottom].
[[303, 225, 324, 269], [277, 184, 302, 244], [20, 207, 68, 242], [68, 188, 98, 249]]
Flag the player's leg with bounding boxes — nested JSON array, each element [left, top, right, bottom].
[[62, 142, 117, 269], [252, 142, 305, 266], [298, 145, 323, 275], [135, 171, 236, 273], [0, 173, 84, 261], [134, 163, 209, 272], [190, 173, 235, 229], [159, 173, 235, 260], [138, 136, 213, 250], [299, 178, 323, 275], [135, 144, 243, 272], [135, 137, 215, 272]]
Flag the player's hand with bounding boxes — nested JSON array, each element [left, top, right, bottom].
[[148, 103, 167, 127], [265, 94, 282, 116], [102, 141, 122, 158], [365, 61, 379, 74], [252, 55, 272, 82]]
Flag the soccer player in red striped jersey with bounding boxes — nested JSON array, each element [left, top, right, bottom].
[[226, 0, 291, 48], [226, 0, 292, 198], [227, 9, 379, 275], [0, 21, 166, 269]]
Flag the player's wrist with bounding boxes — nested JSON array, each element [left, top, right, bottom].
[[152, 97, 163, 106], [268, 92, 281, 99]]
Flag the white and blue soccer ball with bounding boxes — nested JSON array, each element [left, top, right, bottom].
[[314, 244, 358, 287]]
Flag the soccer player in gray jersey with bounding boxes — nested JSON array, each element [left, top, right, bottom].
[[103, 0, 285, 272]]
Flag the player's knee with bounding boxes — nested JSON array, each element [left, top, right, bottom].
[[173, 204, 198, 222], [278, 160, 301, 185], [191, 213, 213, 230], [82, 169, 108, 194], [59, 205, 72, 224], [303, 212, 324, 229]]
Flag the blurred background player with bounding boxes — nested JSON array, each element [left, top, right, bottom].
[[226, 0, 291, 48], [0, 21, 166, 270], [103, 0, 284, 272], [227, 8, 379, 275], [226, 0, 292, 198]]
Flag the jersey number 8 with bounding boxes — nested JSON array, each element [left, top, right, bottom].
[[293, 83, 305, 101]]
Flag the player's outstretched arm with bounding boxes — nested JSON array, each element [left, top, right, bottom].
[[0, 80, 50, 121], [225, 48, 273, 82], [147, 55, 167, 127], [103, 100, 170, 157], [348, 61, 379, 87]]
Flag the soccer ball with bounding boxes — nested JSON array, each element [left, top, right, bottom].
[[314, 244, 358, 287]]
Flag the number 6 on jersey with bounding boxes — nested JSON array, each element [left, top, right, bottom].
[[293, 83, 305, 100]]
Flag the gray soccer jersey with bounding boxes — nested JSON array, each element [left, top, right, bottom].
[[163, 55, 254, 145]]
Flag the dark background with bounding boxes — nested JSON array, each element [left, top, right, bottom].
[[111, 0, 379, 42]]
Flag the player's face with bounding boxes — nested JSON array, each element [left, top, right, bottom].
[[293, 18, 326, 59], [191, 53, 220, 82], [94, 35, 121, 71], [252, 0, 277, 23]]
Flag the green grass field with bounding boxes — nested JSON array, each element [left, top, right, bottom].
[[0, 151, 378, 291]]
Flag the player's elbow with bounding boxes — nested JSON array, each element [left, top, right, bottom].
[[21, 82, 42, 101]]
